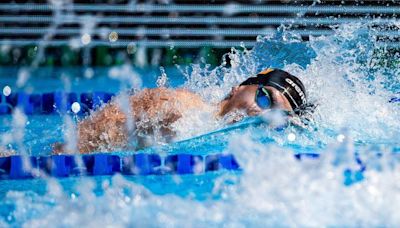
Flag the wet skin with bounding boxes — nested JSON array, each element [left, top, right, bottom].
[[218, 85, 293, 117], [0, 83, 296, 156], [51, 85, 294, 154]]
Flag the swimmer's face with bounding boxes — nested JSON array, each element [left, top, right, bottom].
[[219, 85, 293, 117]]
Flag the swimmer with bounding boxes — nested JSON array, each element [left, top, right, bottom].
[[53, 68, 311, 154]]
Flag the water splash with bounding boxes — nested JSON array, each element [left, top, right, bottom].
[[302, 23, 400, 143], [156, 67, 169, 88], [2, 19, 400, 227], [3, 133, 400, 227], [181, 22, 400, 145]]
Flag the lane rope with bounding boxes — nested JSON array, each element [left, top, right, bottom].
[[0, 153, 321, 179], [0, 91, 114, 115]]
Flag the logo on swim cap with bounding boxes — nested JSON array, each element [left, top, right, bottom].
[[285, 78, 306, 105], [258, 68, 274, 75]]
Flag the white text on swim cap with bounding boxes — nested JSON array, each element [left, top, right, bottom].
[[285, 78, 307, 105]]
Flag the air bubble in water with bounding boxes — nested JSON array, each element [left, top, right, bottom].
[[3, 85, 11, 96], [71, 102, 81, 114]]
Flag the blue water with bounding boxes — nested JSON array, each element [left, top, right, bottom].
[[1, 23, 400, 226]]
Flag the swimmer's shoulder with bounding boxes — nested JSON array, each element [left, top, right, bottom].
[[134, 87, 203, 102]]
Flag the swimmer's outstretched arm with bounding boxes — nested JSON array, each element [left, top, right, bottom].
[[53, 87, 209, 154]]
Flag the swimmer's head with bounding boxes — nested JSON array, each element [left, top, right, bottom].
[[219, 68, 308, 117]]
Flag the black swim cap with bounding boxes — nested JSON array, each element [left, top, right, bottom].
[[240, 68, 307, 114]]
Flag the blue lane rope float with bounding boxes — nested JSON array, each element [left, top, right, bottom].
[[0, 152, 368, 186], [0, 153, 322, 179], [0, 153, 244, 179], [0, 91, 114, 115], [1, 91, 399, 115], [389, 97, 400, 103]]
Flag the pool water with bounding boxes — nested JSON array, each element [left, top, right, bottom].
[[0, 23, 400, 226]]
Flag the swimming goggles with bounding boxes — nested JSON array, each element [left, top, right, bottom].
[[255, 85, 274, 110]]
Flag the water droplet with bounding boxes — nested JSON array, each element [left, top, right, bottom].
[[108, 67, 119, 79], [69, 38, 81, 49], [81, 33, 91, 45], [71, 102, 81, 114], [16, 69, 30, 88], [27, 47, 37, 58], [1, 44, 11, 53], [337, 134, 345, 142], [84, 68, 94, 79], [98, 27, 110, 40], [223, 3, 238, 16], [109, 31, 118, 42], [3, 85, 11, 96], [287, 133, 296, 141], [127, 42, 137, 54], [49, 0, 63, 7]]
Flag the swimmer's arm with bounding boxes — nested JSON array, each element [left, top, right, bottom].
[[77, 102, 129, 153], [50, 102, 129, 154]]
